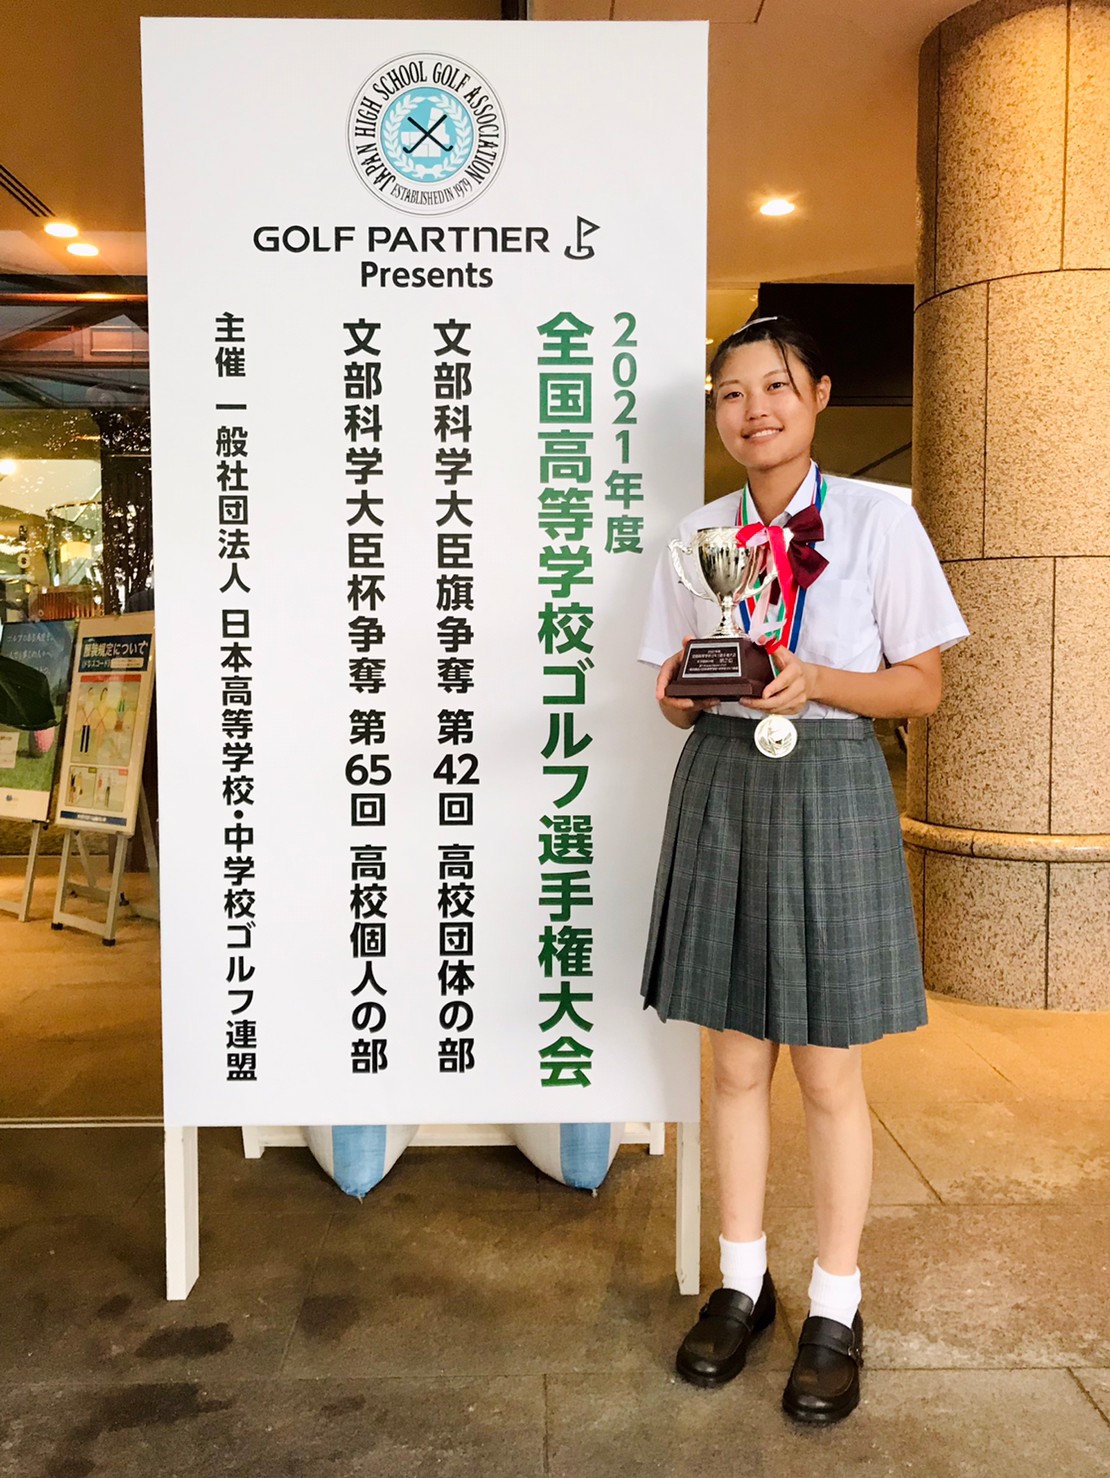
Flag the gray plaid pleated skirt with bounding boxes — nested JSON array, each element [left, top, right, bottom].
[[641, 713, 927, 1047]]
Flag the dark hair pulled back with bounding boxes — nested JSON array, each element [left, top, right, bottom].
[[708, 315, 828, 401]]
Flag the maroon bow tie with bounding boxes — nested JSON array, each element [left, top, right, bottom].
[[784, 504, 828, 589]]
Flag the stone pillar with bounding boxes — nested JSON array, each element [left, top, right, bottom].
[[907, 0, 1110, 1010]]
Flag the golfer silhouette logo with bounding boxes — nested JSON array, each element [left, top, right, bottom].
[[348, 54, 506, 216]]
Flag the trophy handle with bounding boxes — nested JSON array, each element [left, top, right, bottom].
[[668, 540, 714, 602]]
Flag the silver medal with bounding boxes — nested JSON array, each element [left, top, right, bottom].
[[754, 714, 798, 759]]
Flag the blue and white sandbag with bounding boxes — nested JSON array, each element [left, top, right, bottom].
[[303, 1123, 417, 1198], [508, 1122, 623, 1190]]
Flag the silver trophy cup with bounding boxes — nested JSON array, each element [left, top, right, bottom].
[[669, 527, 763, 634], [665, 527, 775, 699]]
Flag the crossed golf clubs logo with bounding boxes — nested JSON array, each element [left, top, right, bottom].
[[348, 54, 504, 213], [403, 111, 453, 156]]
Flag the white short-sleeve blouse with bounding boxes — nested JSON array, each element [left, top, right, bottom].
[[638, 462, 969, 721]]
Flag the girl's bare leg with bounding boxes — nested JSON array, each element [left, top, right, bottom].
[[789, 1043, 872, 1274], [712, 1029, 780, 1242], [676, 1030, 780, 1387]]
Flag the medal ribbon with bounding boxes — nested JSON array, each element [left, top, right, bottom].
[[734, 466, 827, 653]]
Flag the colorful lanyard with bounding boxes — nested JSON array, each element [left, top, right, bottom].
[[734, 465, 826, 653]]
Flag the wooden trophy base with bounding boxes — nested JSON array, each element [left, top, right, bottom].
[[664, 636, 774, 701]]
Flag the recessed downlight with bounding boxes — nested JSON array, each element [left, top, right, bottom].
[[44, 221, 79, 238], [67, 242, 99, 257], [759, 198, 795, 217]]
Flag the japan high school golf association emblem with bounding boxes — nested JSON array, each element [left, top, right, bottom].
[[347, 54, 506, 215]]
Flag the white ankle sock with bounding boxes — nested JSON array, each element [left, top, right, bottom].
[[719, 1233, 768, 1304], [807, 1260, 861, 1327]]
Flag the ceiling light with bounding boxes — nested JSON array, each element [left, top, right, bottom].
[[0, 459, 17, 476], [67, 242, 99, 257], [760, 199, 795, 217], [44, 221, 79, 238]]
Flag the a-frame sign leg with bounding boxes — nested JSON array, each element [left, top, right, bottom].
[[164, 1125, 199, 1300]]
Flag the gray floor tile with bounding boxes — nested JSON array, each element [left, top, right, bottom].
[[0, 1128, 161, 1224], [283, 1194, 798, 1379], [358, 1144, 543, 1212], [764, 1204, 1110, 1369], [546, 1369, 1110, 1478], [0, 1208, 330, 1381], [0, 1376, 545, 1478], [136, 1128, 362, 1214], [3, 862, 1110, 1472], [874, 1098, 1110, 1205]]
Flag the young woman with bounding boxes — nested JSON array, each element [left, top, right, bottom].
[[639, 316, 967, 1424]]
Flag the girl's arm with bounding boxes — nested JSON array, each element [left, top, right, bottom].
[[746, 645, 943, 720]]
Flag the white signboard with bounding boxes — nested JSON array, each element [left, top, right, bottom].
[[143, 18, 705, 1125]]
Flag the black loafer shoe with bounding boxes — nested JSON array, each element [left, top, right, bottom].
[[782, 1312, 863, 1425], [676, 1273, 776, 1388]]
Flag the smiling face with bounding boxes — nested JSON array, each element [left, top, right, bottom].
[[713, 339, 831, 478]]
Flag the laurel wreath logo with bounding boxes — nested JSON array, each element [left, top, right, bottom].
[[381, 91, 474, 182]]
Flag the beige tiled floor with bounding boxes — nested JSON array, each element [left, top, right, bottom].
[[1, 859, 1109, 1475], [0, 859, 160, 1120]]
